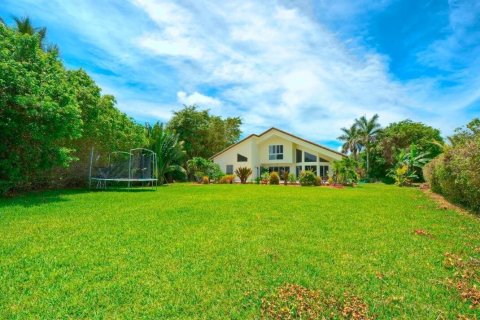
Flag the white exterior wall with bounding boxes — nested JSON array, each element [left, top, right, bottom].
[[212, 129, 344, 180]]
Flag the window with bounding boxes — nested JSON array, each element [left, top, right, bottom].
[[296, 149, 302, 163], [305, 165, 317, 175], [319, 165, 329, 177], [296, 166, 302, 177], [304, 151, 317, 162], [269, 145, 283, 160], [319, 157, 328, 162], [237, 154, 248, 162], [269, 166, 289, 177], [226, 165, 233, 174]]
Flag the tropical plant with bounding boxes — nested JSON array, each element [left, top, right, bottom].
[[234, 167, 252, 184], [314, 176, 322, 186], [338, 124, 361, 159], [146, 122, 185, 185], [355, 114, 382, 178], [288, 173, 296, 184], [261, 172, 270, 184], [13, 16, 47, 49], [387, 144, 431, 186], [299, 171, 316, 186], [333, 157, 358, 185], [269, 172, 280, 185]]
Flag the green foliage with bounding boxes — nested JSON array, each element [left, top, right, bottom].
[[299, 171, 316, 186], [338, 123, 361, 159], [0, 24, 82, 192], [261, 172, 270, 184], [167, 105, 242, 160], [387, 144, 431, 186], [355, 114, 381, 178], [269, 172, 280, 185], [288, 173, 296, 184], [146, 122, 185, 185], [314, 176, 322, 186], [234, 167, 252, 184], [333, 157, 358, 185], [0, 21, 146, 193], [424, 119, 480, 213], [186, 157, 224, 182]]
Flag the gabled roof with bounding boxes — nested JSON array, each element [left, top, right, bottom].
[[210, 127, 346, 159]]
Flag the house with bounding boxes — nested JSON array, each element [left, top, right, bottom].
[[211, 127, 345, 180]]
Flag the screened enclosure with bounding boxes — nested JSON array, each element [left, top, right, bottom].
[[89, 148, 158, 189]]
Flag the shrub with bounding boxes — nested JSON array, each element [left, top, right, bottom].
[[202, 176, 209, 184], [269, 172, 280, 185], [288, 173, 296, 184], [423, 119, 480, 213], [255, 176, 261, 184], [219, 174, 235, 184], [299, 171, 316, 186], [280, 171, 289, 185], [314, 176, 322, 186], [327, 176, 334, 185], [261, 172, 270, 185], [234, 167, 252, 184]]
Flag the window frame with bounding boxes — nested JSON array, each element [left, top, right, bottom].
[[237, 154, 248, 162], [268, 145, 284, 160], [226, 165, 234, 174]]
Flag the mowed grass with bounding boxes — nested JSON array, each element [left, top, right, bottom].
[[0, 184, 479, 319]]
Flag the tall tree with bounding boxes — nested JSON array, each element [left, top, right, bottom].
[[167, 105, 242, 160], [355, 114, 382, 178], [13, 16, 47, 48], [338, 124, 361, 159]]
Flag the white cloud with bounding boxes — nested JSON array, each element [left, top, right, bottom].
[[6, 0, 479, 144], [177, 91, 222, 107]]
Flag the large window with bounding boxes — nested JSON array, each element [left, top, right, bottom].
[[296, 149, 302, 163], [319, 165, 329, 177], [296, 166, 302, 177], [268, 166, 289, 177], [319, 157, 328, 162], [237, 154, 248, 162], [269, 145, 283, 160], [305, 165, 317, 175], [226, 165, 234, 174], [304, 151, 317, 162]]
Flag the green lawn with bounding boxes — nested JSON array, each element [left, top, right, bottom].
[[1, 184, 479, 318]]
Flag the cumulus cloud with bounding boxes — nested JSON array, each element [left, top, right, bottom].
[[3, 0, 479, 145], [177, 91, 222, 107]]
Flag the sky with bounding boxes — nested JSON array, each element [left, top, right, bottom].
[[2, 0, 480, 149]]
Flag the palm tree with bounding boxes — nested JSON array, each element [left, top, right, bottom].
[[13, 16, 47, 48], [146, 122, 186, 184], [338, 124, 361, 159], [355, 114, 382, 178]]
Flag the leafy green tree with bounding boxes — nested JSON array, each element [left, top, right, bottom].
[[355, 114, 382, 178], [333, 157, 358, 185], [338, 124, 361, 159], [377, 120, 443, 165], [13, 16, 47, 48], [0, 25, 82, 192], [167, 105, 242, 160], [186, 157, 223, 182], [146, 122, 185, 184]]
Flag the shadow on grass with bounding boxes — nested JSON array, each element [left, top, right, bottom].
[[0, 189, 90, 209]]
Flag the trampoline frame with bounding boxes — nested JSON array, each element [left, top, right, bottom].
[[89, 147, 158, 189]]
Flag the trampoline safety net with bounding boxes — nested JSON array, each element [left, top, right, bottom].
[[89, 148, 158, 189]]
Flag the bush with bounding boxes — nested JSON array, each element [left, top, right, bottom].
[[234, 167, 252, 184], [314, 176, 322, 186], [255, 176, 261, 185], [261, 172, 270, 185], [327, 176, 334, 185], [288, 173, 296, 184], [423, 120, 480, 213], [299, 171, 316, 186], [202, 176, 210, 184], [219, 175, 235, 184], [269, 172, 280, 185]]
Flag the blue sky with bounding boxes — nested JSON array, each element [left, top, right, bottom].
[[2, 0, 480, 149]]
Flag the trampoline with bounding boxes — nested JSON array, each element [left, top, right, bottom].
[[89, 148, 158, 189]]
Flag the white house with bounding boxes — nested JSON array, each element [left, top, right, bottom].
[[211, 127, 345, 180]]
